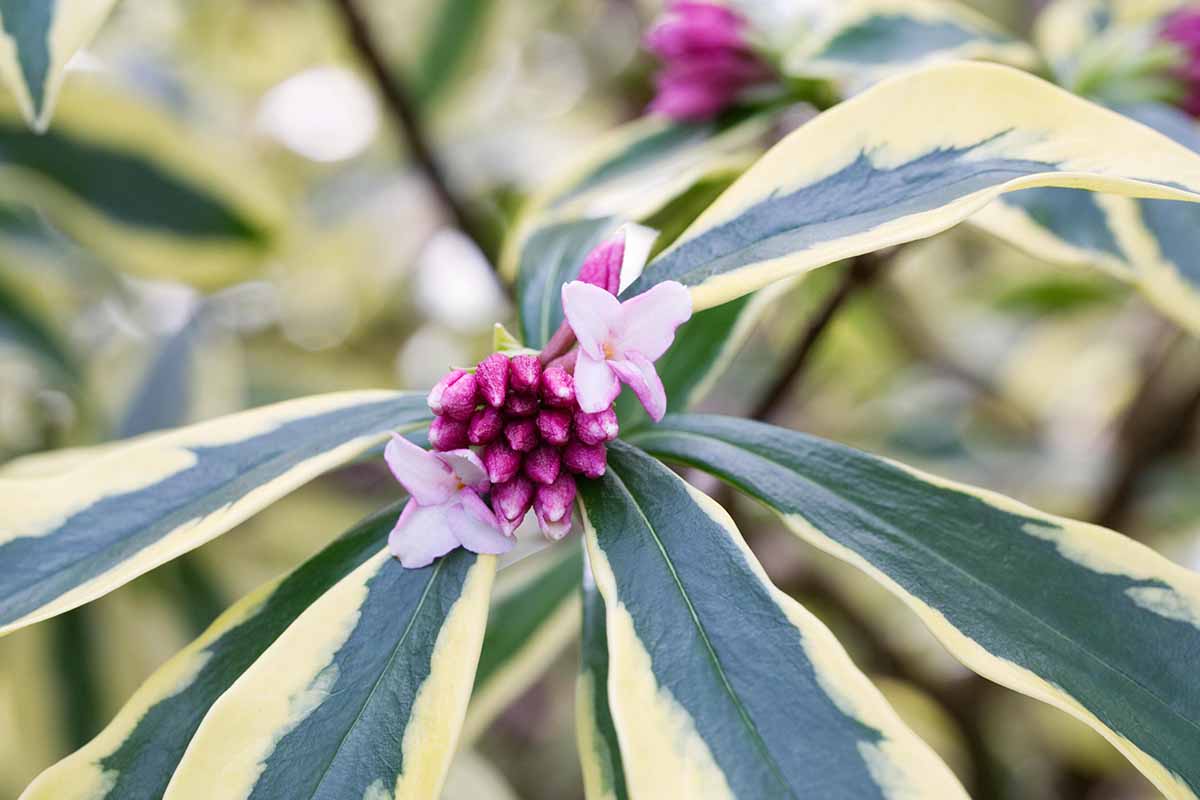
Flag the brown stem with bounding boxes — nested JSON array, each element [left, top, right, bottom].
[[749, 252, 891, 421], [539, 321, 577, 365], [330, 0, 493, 262], [1092, 329, 1200, 530]]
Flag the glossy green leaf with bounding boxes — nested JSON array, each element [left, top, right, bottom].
[[579, 441, 967, 799], [0, 270, 75, 380], [624, 62, 1200, 315], [517, 216, 614, 348], [631, 414, 1200, 799], [0, 391, 429, 636], [0, 0, 117, 130]]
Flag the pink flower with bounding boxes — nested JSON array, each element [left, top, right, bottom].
[[644, 0, 773, 121], [561, 280, 692, 421], [1163, 7, 1200, 117], [384, 435, 513, 568]]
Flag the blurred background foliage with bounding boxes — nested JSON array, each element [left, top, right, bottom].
[[0, 0, 1197, 798]]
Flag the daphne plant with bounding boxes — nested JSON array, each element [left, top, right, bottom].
[[10, 10, 1200, 800]]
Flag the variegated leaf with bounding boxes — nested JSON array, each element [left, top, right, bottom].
[[21, 502, 402, 800], [632, 414, 1200, 800], [160, 548, 492, 799], [462, 540, 582, 740], [0, 75, 281, 288], [579, 441, 968, 799], [575, 569, 628, 800], [0, 391, 429, 636], [788, 0, 1038, 88], [0, 0, 117, 131], [624, 62, 1200, 317]]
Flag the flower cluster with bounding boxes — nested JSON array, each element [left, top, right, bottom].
[[386, 231, 692, 568], [1162, 7, 1200, 117], [644, 1, 773, 121]]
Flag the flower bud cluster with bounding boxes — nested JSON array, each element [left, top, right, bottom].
[[644, 1, 774, 121], [427, 351, 619, 540]]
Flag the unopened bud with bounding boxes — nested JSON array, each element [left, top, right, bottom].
[[540, 366, 575, 408], [504, 418, 538, 453], [574, 407, 619, 445], [475, 353, 510, 408], [482, 440, 521, 484], [510, 354, 542, 393], [564, 440, 607, 478], [467, 406, 503, 445], [537, 408, 572, 446], [524, 444, 562, 485], [428, 415, 469, 451]]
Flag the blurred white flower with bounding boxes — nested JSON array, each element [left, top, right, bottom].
[[414, 229, 509, 334], [255, 66, 379, 162]]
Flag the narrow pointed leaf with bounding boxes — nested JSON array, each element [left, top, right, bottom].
[[624, 61, 1200, 314], [791, 0, 1037, 86], [575, 568, 629, 800], [579, 441, 967, 799], [0, 390, 429, 636], [21, 502, 405, 800], [632, 414, 1200, 800], [160, 548, 493, 799], [463, 541, 583, 740], [0, 0, 117, 130]]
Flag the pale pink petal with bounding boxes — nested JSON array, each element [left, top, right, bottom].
[[617, 281, 692, 360], [388, 501, 459, 568], [436, 448, 489, 492], [446, 502, 514, 555], [573, 351, 621, 413], [610, 352, 668, 421], [458, 487, 499, 526], [384, 434, 455, 506], [562, 281, 622, 360]]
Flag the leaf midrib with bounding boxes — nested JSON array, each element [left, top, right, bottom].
[[305, 557, 446, 798], [603, 464, 799, 798]]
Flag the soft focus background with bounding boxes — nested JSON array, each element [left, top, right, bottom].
[[1, 1, 1197, 798]]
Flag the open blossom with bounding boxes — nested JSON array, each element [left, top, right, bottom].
[[645, 1, 774, 121], [1162, 7, 1200, 117], [562, 280, 692, 421], [384, 435, 513, 568]]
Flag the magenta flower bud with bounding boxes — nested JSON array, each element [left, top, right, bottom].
[[577, 235, 624, 295], [492, 476, 535, 535], [427, 369, 464, 415], [540, 366, 575, 408], [504, 417, 538, 453], [574, 407, 619, 445], [510, 354, 542, 393], [467, 406, 503, 446], [428, 415, 469, 451], [524, 444, 562, 485], [429, 369, 478, 421], [536, 408, 572, 446], [534, 474, 577, 540], [504, 392, 539, 417], [475, 353, 510, 408], [482, 440, 521, 484], [564, 440, 607, 479]]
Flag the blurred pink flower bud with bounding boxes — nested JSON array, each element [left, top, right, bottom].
[[482, 440, 522, 484], [467, 406, 503, 446], [492, 476, 535, 536], [574, 407, 619, 445], [510, 354, 542, 393], [534, 474, 577, 540], [1163, 8, 1200, 117], [540, 365, 576, 408], [428, 369, 478, 420], [504, 391, 539, 417], [428, 415, 470, 451], [644, 0, 773, 122], [524, 444, 562, 485], [504, 418, 538, 453], [537, 408, 573, 446], [577, 234, 624, 295], [564, 440, 607, 479], [475, 353, 510, 408]]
